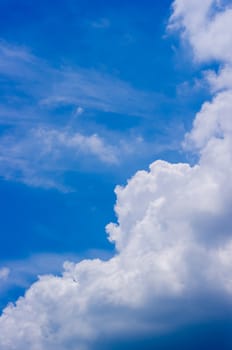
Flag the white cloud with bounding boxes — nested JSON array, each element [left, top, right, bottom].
[[184, 89, 232, 151], [39, 68, 159, 119], [1, 1, 232, 349], [204, 64, 232, 93], [75, 106, 84, 116], [91, 18, 111, 29], [0, 41, 36, 79], [0, 127, 118, 190], [0, 254, 82, 297], [0, 122, 172, 190], [169, 0, 232, 63]]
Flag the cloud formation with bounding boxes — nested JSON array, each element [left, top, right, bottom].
[[0, 41, 166, 189], [0, 267, 10, 281], [169, 0, 232, 63], [1, 1, 232, 349], [0, 127, 119, 190], [0, 41, 158, 121]]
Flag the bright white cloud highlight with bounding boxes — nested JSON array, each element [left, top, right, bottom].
[[0, 41, 166, 189]]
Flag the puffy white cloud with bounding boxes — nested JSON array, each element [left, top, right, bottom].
[[0, 127, 118, 190], [1, 1, 232, 349], [0, 122, 171, 190], [169, 0, 232, 63], [205, 64, 232, 93], [184, 89, 232, 151]]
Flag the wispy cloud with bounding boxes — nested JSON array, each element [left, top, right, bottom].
[[0, 40, 168, 189], [0, 41, 35, 78], [90, 18, 111, 29], [0, 126, 119, 190], [40, 68, 158, 118], [0, 41, 159, 120], [1, 2, 232, 349]]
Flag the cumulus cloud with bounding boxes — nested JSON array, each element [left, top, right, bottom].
[[1, 1, 232, 349], [0, 41, 159, 120], [205, 64, 232, 93]]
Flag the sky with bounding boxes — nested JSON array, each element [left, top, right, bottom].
[[0, 0, 232, 349]]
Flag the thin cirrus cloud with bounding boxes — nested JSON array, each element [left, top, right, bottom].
[[169, 0, 232, 63], [0, 125, 160, 190], [0, 40, 165, 189], [0, 127, 119, 190], [0, 41, 159, 120], [0, 1, 232, 349]]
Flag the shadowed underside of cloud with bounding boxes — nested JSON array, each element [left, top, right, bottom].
[[1, 1, 232, 349]]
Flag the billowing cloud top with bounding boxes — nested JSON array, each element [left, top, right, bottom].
[[169, 0, 232, 63], [1, 1, 232, 349]]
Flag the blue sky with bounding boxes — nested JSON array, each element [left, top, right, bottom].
[[0, 1, 232, 349]]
